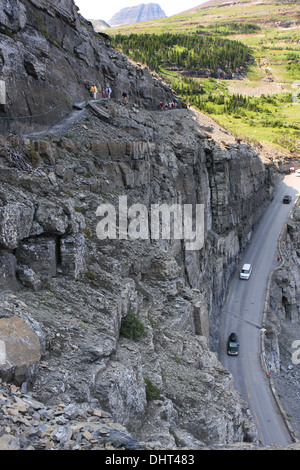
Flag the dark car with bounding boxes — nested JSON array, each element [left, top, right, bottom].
[[227, 332, 239, 356], [283, 195, 291, 204]]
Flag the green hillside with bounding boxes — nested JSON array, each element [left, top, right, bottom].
[[112, 33, 253, 75], [106, 0, 300, 154]]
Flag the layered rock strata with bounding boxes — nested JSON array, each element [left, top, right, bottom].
[[0, 0, 176, 135], [0, 98, 279, 447], [0, 0, 283, 449]]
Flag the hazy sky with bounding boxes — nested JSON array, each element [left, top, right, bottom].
[[74, 0, 204, 23]]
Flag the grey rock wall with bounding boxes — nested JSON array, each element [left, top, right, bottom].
[[266, 201, 300, 358], [264, 199, 300, 439], [0, 99, 279, 446], [0, 0, 178, 134], [0, 0, 282, 449]]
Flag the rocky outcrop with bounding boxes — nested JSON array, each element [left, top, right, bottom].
[[0, 380, 149, 450], [0, 0, 176, 135], [264, 198, 300, 439], [0, 0, 284, 450], [0, 316, 40, 386], [109, 3, 166, 27], [266, 200, 300, 363], [0, 94, 280, 447], [1, 379, 300, 450]]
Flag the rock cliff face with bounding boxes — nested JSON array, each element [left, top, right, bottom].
[[0, 0, 282, 450], [109, 3, 166, 27], [0, 0, 173, 135], [0, 101, 279, 447], [264, 198, 300, 438]]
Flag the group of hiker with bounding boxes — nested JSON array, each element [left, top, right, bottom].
[[90, 84, 183, 111], [160, 100, 178, 111], [90, 84, 112, 100], [90, 84, 130, 103]]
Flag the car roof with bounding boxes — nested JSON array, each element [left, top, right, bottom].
[[242, 263, 251, 269]]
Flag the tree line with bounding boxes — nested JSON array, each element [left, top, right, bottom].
[[195, 21, 261, 36], [170, 77, 293, 118], [111, 33, 252, 73]]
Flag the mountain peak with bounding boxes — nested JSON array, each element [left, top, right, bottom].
[[109, 3, 166, 27]]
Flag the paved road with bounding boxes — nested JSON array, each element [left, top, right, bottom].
[[218, 173, 300, 446]]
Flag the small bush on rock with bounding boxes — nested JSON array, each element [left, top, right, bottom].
[[144, 378, 162, 402], [120, 313, 146, 340]]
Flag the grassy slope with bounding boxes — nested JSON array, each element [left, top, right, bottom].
[[106, 0, 300, 154]]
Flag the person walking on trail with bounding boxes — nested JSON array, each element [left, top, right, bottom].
[[102, 88, 106, 98], [106, 86, 112, 99], [90, 84, 98, 100], [122, 92, 127, 102]]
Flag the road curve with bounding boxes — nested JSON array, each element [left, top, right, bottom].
[[218, 173, 300, 446]]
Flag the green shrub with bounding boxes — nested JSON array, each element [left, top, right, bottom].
[[120, 313, 146, 340], [144, 378, 162, 401]]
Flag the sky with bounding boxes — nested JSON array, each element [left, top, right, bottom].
[[74, 0, 205, 23]]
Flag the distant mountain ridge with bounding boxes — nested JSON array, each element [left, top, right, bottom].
[[90, 19, 110, 31], [109, 3, 166, 27]]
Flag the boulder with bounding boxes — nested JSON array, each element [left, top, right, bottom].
[[15, 237, 57, 282], [0, 202, 34, 249], [34, 201, 69, 235], [87, 102, 110, 122], [0, 316, 41, 386]]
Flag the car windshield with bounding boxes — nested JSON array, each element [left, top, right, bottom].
[[242, 269, 250, 273]]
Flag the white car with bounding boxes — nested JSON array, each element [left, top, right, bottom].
[[240, 263, 252, 280], [296, 169, 300, 177]]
